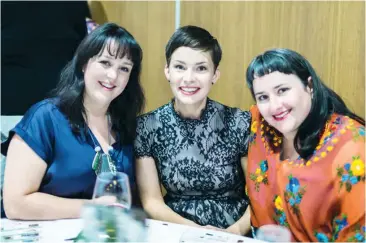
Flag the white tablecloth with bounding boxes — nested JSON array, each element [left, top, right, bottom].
[[1, 218, 263, 243]]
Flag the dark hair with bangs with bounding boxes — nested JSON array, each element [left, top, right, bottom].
[[246, 48, 364, 160], [165, 25, 222, 70], [51, 23, 145, 145]]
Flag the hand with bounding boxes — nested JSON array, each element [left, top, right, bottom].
[[92, 196, 117, 205], [201, 225, 226, 232], [226, 224, 242, 235]]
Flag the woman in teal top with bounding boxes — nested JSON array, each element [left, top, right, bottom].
[[1, 23, 145, 220]]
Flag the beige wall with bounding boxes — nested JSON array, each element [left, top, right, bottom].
[[89, 1, 365, 118]]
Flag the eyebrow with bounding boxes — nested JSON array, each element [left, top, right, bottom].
[[102, 55, 133, 66], [254, 84, 287, 96], [173, 60, 208, 65]]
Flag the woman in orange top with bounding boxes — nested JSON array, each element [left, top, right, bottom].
[[245, 48, 365, 242]]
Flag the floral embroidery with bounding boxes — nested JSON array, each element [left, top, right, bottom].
[[347, 224, 366, 242], [337, 156, 365, 192], [332, 214, 348, 241], [249, 120, 257, 145], [249, 160, 268, 192], [314, 231, 330, 242], [273, 195, 289, 227], [284, 175, 306, 215], [345, 118, 365, 142]]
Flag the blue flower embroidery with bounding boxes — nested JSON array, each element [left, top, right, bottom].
[[341, 174, 349, 182], [278, 214, 286, 225], [260, 160, 268, 172], [288, 177, 300, 193], [347, 224, 366, 242], [295, 196, 301, 204], [355, 233, 364, 241], [289, 198, 295, 206], [284, 175, 306, 215], [350, 176, 359, 185], [344, 163, 351, 171], [315, 232, 329, 242], [337, 157, 366, 193], [359, 127, 365, 136]]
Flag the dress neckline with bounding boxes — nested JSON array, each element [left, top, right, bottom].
[[169, 98, 212, 123], [261, 113, 347, 167]]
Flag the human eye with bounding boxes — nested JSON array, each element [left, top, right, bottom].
[[120, 66, 130, 72], [174, 64, 185, 70], [256, 95, 268, 102], [278, 87, 290, 95], [197, 65, 208, 72], [99, 60, 111, 67]]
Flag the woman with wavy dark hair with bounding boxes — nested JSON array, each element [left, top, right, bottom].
[[1, 23, 145, 220], [245, 48, 365, 241]]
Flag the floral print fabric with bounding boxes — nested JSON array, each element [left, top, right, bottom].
[[247, 105, 365, 242]]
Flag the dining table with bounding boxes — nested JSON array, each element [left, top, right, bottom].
[[1, 217, 264, 242]]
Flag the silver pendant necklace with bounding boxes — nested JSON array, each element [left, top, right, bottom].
[[88, 114, 117, 175]]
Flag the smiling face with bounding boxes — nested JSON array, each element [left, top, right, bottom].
[[164, 46, 220, 106], [253, 71, 312, 138], [83, 41, 134, 108]]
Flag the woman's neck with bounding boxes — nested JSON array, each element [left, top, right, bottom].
[[83, 94, 109, 118], [281, 135, 300, 161], [174, 98, 207, 119]]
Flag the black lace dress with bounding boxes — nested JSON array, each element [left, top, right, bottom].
[[134, 98, 251, 228]]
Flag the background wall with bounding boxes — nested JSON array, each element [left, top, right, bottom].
[[89, 1, 365, 118]]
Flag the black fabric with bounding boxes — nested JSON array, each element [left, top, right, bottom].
[[135, 98, 251, 228], [1, 1, 90, 115]]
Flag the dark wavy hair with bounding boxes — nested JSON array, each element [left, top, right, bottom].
[[51, 23, 145, 145], [165, 25, 222, 70], [246, 48, 365, 160]]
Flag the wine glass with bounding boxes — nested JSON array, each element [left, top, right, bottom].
[[92, 172, 132, 210], [256, 224, 292, 242]]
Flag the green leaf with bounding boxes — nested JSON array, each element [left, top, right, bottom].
[[255, 184, 260, 192], [346, 182, 352, 192], [337, 168, 344, 177]]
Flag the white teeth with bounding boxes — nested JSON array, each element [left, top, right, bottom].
[[274, 111, 289, 118], [101, 82, 114, 88], [181, 87, 199, 92]]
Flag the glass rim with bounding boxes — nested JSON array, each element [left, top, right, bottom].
[[96, 171, 130, 183]]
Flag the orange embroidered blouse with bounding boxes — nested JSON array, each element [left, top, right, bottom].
[[246, 105, 365, 242]]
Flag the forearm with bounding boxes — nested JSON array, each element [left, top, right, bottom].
[[143, 199, 200, 227], [4, 192, 90, 220], [228, 205, 251, 235]]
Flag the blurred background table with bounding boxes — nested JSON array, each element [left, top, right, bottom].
[[1, 218, 262, 243]]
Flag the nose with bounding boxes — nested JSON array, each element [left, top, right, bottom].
[[107, 68, 118, 81], [269, 96, 283, 113], [182, 69, 194, 83]]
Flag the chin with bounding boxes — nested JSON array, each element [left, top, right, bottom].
[[176, 96, 203, 105]]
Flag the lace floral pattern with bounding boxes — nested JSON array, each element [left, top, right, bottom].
[[134, 98, 251, 227]]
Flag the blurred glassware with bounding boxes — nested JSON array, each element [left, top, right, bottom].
[[92, 172, 132, 210], [256, 224, 292, 242]]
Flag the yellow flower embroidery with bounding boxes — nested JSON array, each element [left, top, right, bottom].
[[255, 168, 261, 174], [251, 121, 258, 133], [351, 158, 365, 176], [256, 176, 263, 182], [275, 196, 283, 211]]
